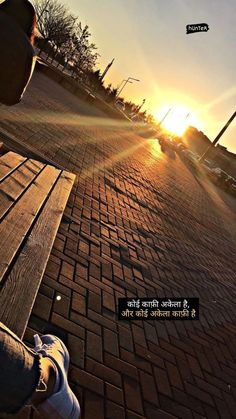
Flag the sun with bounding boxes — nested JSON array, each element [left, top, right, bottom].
[[154, 105, 201, 136]]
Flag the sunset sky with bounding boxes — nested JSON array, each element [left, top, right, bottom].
[[63, 0, 236, 152]]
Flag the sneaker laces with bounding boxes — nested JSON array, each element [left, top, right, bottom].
[[34, 334, 55, 356]]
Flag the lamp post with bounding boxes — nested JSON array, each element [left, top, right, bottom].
[[117, 76, 140, 97], [136, 98, 146, 113]]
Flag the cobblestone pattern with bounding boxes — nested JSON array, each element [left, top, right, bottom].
[[1, 72, 236, 419]]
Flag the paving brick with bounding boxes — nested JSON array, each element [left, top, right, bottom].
[[176, 357, 195, 384], [148, 342, 176, 364], [61, 260, 75, 280], [194, 376, 222, 399], [120, 348, 152, 374], [39, 283, 54, 298], [72, 291, 86, 316], [103, 290, 116, 312], [88, 290, 102, 313], [104, 352, 138, 380], [195, 350, 213, 374], [131, 324, 147, 348], [214, 396, 232, 419], [70, 367, 104, 396], [159, 338, 187, 360], [44, 258, 60, 280], [71, 311, 101, 335], [53, 293, 70, 318], [192, 413, 207, 419], [32, 293, 52, 321], [144, 322, 158, 345], [51, 313, 85, 339], [173, 388, 205, 416], [145, 405, 178, 419], [222, 391, 236, 416], [159, 394, 194, 419], [203, 405, 220, 419], [68, 333, 85, 369], [126, 411, 146, 419], [106, 383, 124, 405], [83, 390, 104, 419], [186, 354, 204, 379], [59, 275, 87, 296], [135, 344, 165, 369], [123, 376, 144, 415], [166, 361, 184, 390], [139, 370, 159, 405], [75, 263, 88, 281], [86, 357, 122, 387], [88, 309, 117, 332], [43, 274, 72, 297], [104, 328, 119, 356], [118, 325, 134, 352], [106, 400, 125, 419], [154, 366, 172, 398], [86, 331, 103, 362]]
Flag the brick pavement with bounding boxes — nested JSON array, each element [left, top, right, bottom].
[[1, 72, 236, 419]]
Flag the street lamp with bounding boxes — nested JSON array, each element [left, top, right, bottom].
[[117, 76, 140, 97], [117, 78, 132, 93]]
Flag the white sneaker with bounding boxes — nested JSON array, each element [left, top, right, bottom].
[[34, 334, 80, 419]]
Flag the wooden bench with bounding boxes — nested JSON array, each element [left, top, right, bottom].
[[0, 151, 75, 339]]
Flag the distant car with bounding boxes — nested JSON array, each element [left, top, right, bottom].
[[204, 159, 214, 168], [115, 100, 125, 111], [200, 159, 215, 174], [209, 168, 231, 187], [181, 150, 200, 168], [224, 176, 236, 193], [176, 142, 187, 152]]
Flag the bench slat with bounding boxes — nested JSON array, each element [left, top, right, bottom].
[[0, 171, 75, 337], [0, 164, 61, 282], [0, 151, 26, 182], [0, 159, 44, 221]]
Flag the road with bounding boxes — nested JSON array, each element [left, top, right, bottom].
[[1, 71, 236, 419]]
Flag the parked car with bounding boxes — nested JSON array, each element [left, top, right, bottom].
[[115, 100, 125, 111], [209, 168, 231, 187], [200, 159, 215, 174], [224, 176, 236, 193], [181, 149, 200, 168]]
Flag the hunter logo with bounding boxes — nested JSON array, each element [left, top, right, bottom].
[[186, 23, 209, 34]]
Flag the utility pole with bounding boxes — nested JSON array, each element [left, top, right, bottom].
[[199, 111, 236, 162], [156, 108, 172, 128]]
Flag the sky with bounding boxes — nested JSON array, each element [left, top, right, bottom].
[[62, 0, 236, 152]]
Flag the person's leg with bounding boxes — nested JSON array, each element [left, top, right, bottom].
[[0, 322, 41, 414], [0, 322, 80, 418]]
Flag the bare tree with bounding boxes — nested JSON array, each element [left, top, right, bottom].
[[60, 22, 99, 74], [33, 0, 76, 55], [33, 0, 99, 76]]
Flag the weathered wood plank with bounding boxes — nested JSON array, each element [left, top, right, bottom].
[[0, 159, 44, 220], [0, 151, 26, 182], [0, 171, 75, 337], [0, 164, 61, 283]]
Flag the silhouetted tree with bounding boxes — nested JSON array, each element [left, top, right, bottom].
[[34, 0, 76, 55]]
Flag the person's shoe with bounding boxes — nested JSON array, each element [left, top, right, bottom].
[[33, 334, 80, 419]]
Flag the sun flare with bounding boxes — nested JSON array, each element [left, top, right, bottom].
[[154, 105, 202, 136]]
